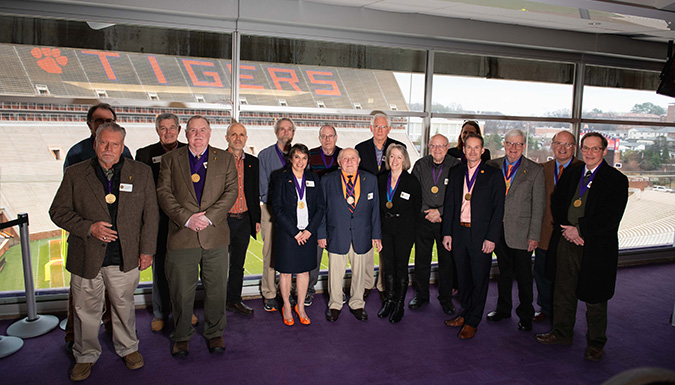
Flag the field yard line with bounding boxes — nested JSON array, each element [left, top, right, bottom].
[[246, 249, 263, 262]]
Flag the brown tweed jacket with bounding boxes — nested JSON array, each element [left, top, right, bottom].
[[539, 157, 583, 250], [49, 159, 159, 279], [157, 145, 238, 250]]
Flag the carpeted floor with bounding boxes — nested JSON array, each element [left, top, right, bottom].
[[2, 262, 674, 384]]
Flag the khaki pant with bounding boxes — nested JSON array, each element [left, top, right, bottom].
[[70, 266, 140, 363], [260, 203, 278, 300], [363, 248, 385, 292], [328, 245, 370, 310]]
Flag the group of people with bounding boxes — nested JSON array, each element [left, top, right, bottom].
[[49, 105, 629, 381]]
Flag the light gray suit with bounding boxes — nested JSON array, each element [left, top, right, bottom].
[[487, 156, 545, 326]]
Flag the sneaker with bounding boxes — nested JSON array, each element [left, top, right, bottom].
[[304, 294, 314, 307], [263, 298, 278, 312]]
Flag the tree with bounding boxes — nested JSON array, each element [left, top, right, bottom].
[[631, 102, 666, 115]]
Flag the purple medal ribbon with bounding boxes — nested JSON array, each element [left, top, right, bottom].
[[274, 144, 287, 167], [320, 147, 334, 169], [465, 162, 480, 192], [578, 163, 601, 199], [432, 163, 443, 186], [503, 156, 523, 183], [107, 178, 113, 195], [293, 172, 306, 201], [189, 149, 207, 180], [386, 172, 401, 204]]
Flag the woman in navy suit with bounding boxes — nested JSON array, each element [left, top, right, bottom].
[[270, 144, 325, 326], [377, 144, 422, 323]]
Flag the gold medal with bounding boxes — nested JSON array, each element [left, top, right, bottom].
[[191, 173, 200, 183], [386, 201, 393, 209], [505, 180, 511, 189], [298, 201, 305, 209], [347, 196, 355, 205], [464, 193, 471, 201], [573, 198, 582, 208], [431, 186, 439, 194], [105, 193, 116, 204]]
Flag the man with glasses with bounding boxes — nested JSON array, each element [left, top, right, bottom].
[[355, 111, 405, 299], [486, 129, 545, 333], [64, 103, 132, 169], [533, 131, 582, 323], [157, 115, 238, 356], [409, 134, 460, 313], [536, 132, 628, 362], [307, 124, 342, 306]]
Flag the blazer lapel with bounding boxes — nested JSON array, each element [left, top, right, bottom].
[[200, 148, 218, 204], [179, 147, 198, 203], [117, 161, 134, 215], [85, 162, 109, 214]]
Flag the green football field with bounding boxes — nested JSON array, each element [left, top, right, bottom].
[[0, 234, 435, 292]]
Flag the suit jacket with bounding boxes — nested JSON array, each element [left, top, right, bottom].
[[241, 153, 262, 238], [378, 171, 422, 236], [50, 158, 158, 279], [538, 157, 583, 250], [135, 141, 187, 254], [442, 161, 505, 248], [355, 137, 405, 177], [487, 156, 546, 249], [550, 160, 628, 303], [318, 170, 382, 255], [270, 167, 325, 238], [157, 145, 238, 250]]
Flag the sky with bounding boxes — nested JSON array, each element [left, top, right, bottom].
[[394, 73, 675, 116]]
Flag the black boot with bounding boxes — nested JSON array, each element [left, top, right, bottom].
[[377, 274, 395, 318], [389, 278, 408, 323]]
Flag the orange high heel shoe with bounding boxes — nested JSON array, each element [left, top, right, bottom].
[[283, 307, 294, 326], [294, 305, 311, 325]]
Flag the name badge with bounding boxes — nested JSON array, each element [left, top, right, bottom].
[[152, 155, 162, 164], [400, 192, 410, 200], [444, 178, 449, 185], [306, 180, 315, 187], [203, 162, 208, 169], [367, 192, 374, 200], [120, 183, 133, 192]]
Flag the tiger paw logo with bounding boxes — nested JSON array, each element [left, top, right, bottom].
[[31, 47, 68, 74]]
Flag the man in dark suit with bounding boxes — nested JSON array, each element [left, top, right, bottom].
[[307, 124, 342, 306], [135, 112, 192, 332], [319, 147, 382, 322], [50, 122, 158, 381], [355, 111, 404, 298], [536, 132, 628, 362], [486, 129, 546, 332], [533, 130, 582, 323], [442, 133, 505, 339], [157, 115, 238, 357], [224, 121, 260, 316], [410, 134, 460, 314]]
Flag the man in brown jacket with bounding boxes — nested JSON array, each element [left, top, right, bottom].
[[533, 130, 581, 322], [157, 115, 238, 357], [50, 122, 158, 381]]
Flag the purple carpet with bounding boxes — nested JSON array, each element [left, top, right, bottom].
[[3, 262, 675, 384]]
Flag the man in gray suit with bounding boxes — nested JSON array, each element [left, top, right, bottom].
[[50, 122, 158, 381], [486, 129, 546, 332], [157, 115, 238, 357]]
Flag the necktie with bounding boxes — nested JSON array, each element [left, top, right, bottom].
[[505, 164, 513, 195], [583, 170, 592, 186], [558, 165, 564, 178], [347, 175, 356, 213]]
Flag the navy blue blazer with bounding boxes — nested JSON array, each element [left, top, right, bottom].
[[442, 161, 505, 248], [355, 137, 406, 177], [270, 167, 325, 238], [319, 170, 382, 255]]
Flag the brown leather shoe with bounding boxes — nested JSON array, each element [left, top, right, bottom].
[[171, 341, 189, 357], [458, 324, 477, 339], [123, 351, 144, 370], [226, 301, 254, 316], [208, 336, 226, 354], [532, 312, 548, 322], [535, 332, 573, 345], [70, 363, 93, 381], [151, 317, 164, 332], [191, 314, 199, 326], [444, 316, 465, 327], [584, 346, 605, 361]]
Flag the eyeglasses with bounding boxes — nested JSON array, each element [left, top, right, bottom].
[[552, 142, 574, 148], [319, 134, 336, 140], [504, 141, 524, 148], [580, 146, 604, 153], [91, 118, 115, 124], [373, 125, 389, 129], [429, 144, 448, 150]]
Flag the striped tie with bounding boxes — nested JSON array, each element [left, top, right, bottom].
[[347, 175, 356, 213]]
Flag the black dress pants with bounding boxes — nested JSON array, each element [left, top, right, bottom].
[[494, 228, 534, 325], [413, 215, 454, 304]]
